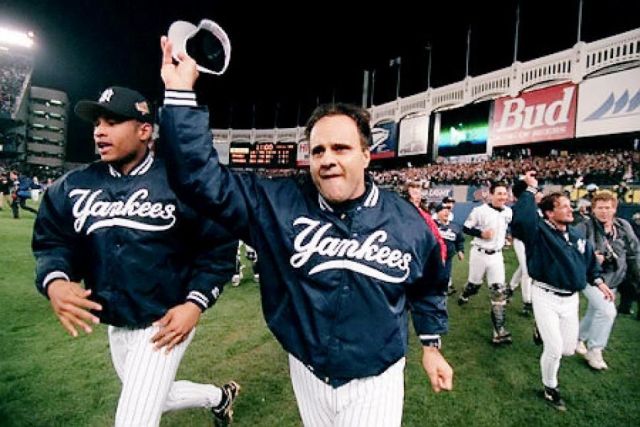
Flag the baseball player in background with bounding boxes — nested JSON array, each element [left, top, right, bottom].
[[432, 196, 456, 224], [159, 37, 453, 427], [458, 181, 513, 345], [231, 241, 260, 286], [32, 87, 240, 427], [433, 202, 465, 296], [513, 171, 611, 411]]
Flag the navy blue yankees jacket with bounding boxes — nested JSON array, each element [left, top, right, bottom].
[[435, 220, 464, 262], [512, 190, 603, 292], [159, 94, 448, 386], [32, 152, 237, 328]]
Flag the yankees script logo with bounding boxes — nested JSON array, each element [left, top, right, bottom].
[[290, 217, 412, 283], [70, 188, 176, 235]]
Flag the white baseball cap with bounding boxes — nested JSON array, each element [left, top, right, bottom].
[[168, 19, 231, 75]]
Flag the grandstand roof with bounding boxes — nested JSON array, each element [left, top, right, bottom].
[[1, 0, 639, 162]]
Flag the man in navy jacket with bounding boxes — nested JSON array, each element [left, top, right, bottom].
[[158, 36, 452, 426], [513, 171, 611, 411]]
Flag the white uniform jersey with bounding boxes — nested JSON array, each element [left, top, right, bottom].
[[464, 204, 512, 251]]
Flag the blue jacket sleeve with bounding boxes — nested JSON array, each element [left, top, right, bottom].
[[31, 181, 85, 297], [408, 236, 449, 343], [158, 105, 258, 243], [185, 219, 238, 311], [511, 190, 539, 247], [455, 226, 465, 253]]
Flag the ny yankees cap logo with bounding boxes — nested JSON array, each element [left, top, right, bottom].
[[75, 86, 154, 124], [99, 88, 114, 103]]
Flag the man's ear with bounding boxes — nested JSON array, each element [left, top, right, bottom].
[[138, 122, 153, 141], [362, 147, 371, 169]]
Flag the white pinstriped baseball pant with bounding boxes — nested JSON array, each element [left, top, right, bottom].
[[108, 325, 222, 427], [288, 355, 405, 427], [467, 247, 505, 285], [531, 285, 579, 389]]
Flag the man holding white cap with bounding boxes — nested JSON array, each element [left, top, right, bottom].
[[158, 33, 452, 427]]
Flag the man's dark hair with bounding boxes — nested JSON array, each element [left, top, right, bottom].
[[539, 192, 566, 219], [304, 103, 371, 151], [512, 180, 528, 199], [490, 181, 508, 194]]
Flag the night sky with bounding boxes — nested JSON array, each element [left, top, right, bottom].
[[1, 0, 638, 162]]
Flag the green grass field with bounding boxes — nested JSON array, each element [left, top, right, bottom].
[[1, 203, 639, 426]]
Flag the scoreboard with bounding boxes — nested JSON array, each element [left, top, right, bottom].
[[229, 142, 297, 168]]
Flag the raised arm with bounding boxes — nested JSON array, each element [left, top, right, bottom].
[[511, 172, 540, 247], [158, 36, 258, 242]]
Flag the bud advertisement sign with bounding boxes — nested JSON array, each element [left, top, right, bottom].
[[576, 67, 640, 137], [489, 83, 577, 146]]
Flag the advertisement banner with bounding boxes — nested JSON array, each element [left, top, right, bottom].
[[489, 82, 577, 146], [370, 121, 398, 160], [423, 186, 453, 203], [296, 139, 309, 167], [398, 114, 429, 157], [576, 67, 640, 137]]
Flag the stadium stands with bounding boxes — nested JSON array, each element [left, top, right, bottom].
[[0, 50, 33, 119]]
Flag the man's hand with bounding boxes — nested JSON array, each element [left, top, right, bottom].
[[47, 279, 102, 337], [481, 229, 495, 240], [594, 251, 605, 265], [523, 170, 538, 189], [151, 302, 202, 353], [457, 252, 465, 261], [597, 282, 615, 302], [422, 347, 453, 392], [160, 36, 199, 91]]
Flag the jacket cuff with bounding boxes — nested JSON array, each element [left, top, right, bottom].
[[186, 287, 220, 312], [42, 271, 70, 296], [164, 90, 198, 107], [419, 334, 442, 349]]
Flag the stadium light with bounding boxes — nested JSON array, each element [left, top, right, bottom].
[[0, 27, 34, 48]]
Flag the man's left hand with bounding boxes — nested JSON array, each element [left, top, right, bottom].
[[597, 282, 615, 302], [422, 347, 453, 392], [151, 302, 202, 353], [160, 36, 199, 91]]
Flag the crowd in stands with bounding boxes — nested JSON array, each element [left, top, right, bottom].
[[371, 148, 638, 189], [247, 148, 638, 196], [0, 51, 33, 117]]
